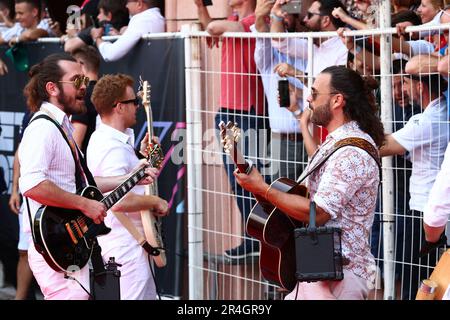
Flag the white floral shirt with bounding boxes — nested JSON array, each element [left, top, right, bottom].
[[305, 121, 380, 284]]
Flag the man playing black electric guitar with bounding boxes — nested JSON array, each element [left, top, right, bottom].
[[19, 53, 158, 300], [235, 66, 384, 300]]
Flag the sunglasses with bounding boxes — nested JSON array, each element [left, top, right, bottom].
[[306, 11, 327, 19], [58, 75, 89, 90], [115, 96, 140, 107], [311, 91, 339, 100]]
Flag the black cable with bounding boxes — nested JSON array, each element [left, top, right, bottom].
[[148, 255, 161, 300], [294, 282, 300, 300], [64, 274, 95, 300]]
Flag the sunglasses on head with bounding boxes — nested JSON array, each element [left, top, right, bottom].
[[58, 75, 89, 90], [115, 96, 140, 107]]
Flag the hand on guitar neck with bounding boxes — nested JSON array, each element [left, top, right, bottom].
[[132, 133, 164, 185], [219, 121, 269, 200], [139, 132, 160, 158], [132, 158, 160, 186]]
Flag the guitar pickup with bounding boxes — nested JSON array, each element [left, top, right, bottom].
[[65, 222, 79, 245]]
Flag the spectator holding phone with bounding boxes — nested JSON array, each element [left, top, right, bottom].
[[64, 0, 129, 53], [252, 0, 308, 181], [91, 0, 165, 62], [194, 0, 268, 263]]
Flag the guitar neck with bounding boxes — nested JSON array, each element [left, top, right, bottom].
[[144, 103, 159, 195], [231, 143, 250, 174], [101, 165, 147, 210]]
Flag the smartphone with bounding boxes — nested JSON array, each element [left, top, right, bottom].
[[278, 79, 290, 108], [281, 1, 302, 14], [103, 23, 112, 35], [202, 0, 213, 6], [90, 15, 99, 28]]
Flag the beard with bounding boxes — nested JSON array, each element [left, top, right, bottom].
[[310, 102, 332, 127], [57, 89, 86, 115]]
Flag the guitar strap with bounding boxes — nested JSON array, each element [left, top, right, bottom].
[[296, 137, 381, 185], [24, 114, 104, 276], [111, 211, 161, 256]]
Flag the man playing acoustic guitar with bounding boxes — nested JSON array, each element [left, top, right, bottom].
[[235, 66, 384, 299]]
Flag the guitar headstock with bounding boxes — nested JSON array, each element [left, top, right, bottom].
[[218, 121, 240, 154], [148, 143, 164, 169], [138, 77, 151, 111]]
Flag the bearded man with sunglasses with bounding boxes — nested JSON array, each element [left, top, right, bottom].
[[87, 73, 168, 300], [236, 66, 385, 300], [18, 53, 159, 299]]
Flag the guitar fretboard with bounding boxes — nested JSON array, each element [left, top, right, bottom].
[[101, 167, 147, 210]]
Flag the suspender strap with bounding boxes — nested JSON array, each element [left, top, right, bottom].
[[26, 114, 104, 274], [30, 114, 89, 189]]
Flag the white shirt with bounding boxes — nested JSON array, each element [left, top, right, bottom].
[[392, 97, 450, 211], [0, 22, 12, 35], [19, 102, 77, 233], [252, 25, 306, 133], [406, 39, 435, 56], [86, 123, 145, 253], [1, 20, 51, 41], [87, 123, 156, 300], [98, 8, 165, 62], [424, 142, 450, 227], [271, 36, 348, 108]]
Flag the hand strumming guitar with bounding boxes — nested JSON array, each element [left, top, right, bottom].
[[80, 197, 107, 224], [152, 198, 169, 217]]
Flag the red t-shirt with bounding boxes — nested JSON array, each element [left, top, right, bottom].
[[220, 14, 265, 115]]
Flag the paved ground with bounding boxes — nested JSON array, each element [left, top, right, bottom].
[[0, 286, 15, 300], [0, 262, 43, 300]]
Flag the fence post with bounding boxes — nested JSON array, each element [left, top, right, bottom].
[[183, 23, 204, 300], [379, 0, 396, 300]]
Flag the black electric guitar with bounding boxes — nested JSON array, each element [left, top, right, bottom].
[[33, 145, 164, 273], [219, 121, 307, 292]]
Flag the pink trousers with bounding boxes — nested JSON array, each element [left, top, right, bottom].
[[284, 270, 369, 300], [28, 240, 90, 300]]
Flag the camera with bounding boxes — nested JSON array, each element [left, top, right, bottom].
[[282, 1, 302, 14], [278, 79, 290, 108]]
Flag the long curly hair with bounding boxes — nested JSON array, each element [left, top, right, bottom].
[[322, 66, 385, 148]]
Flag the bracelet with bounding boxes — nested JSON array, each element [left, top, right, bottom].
[[292, 109, 302, 117], [270, 13, 283, 22], [264, 184, 272, 200]]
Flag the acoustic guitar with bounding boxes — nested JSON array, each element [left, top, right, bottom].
[[219, 121, 306, 291]]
